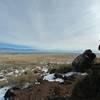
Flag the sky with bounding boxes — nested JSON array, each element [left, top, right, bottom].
[[0, 0, 100, 51]]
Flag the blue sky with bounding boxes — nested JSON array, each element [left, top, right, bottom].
[[0, 43, 32, 49], [0, 0, 100, 51]]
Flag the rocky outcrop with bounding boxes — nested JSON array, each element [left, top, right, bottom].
[[70, 63, 100, 100], [72, 49, 96, 72]]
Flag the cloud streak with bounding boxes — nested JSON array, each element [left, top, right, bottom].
[[0, 0, 100, 51]]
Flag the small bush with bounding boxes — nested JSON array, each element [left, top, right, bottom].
[[7, 70, 39, 85], [0, 80, 8, 87]]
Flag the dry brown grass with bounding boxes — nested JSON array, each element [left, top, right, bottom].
[[0, 53, 76, 63], [95, 57, 100, 63], [0, 53, 100, 87], [7, 72, 38, 85], [0, 53, 76, 86]]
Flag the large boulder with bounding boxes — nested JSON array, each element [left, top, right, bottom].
[[4, 87, 20, 100], [72, 49, 96, 72], [71, 63, 100, 100]]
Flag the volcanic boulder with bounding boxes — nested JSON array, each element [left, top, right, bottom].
[[72, 49, 96, 72]]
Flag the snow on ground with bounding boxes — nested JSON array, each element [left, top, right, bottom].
[[65, 72, 88, 77], [64, 72, 77, 77], [0, 86, 10, 100], [0, 78, 7, 82], [43, 72, 87, 83], [77, 72, 88, 76], [43, 73, 64, 83], [43, 74, 55, 81], [42, 67, 48, 73], [54, 78, 64, 83]]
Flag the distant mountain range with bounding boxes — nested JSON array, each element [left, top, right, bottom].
[[0, 48, 83, 54], [0, 43, 83, 53], [0, 48, 40, 53], [0, 43, 32, 49], [0, 43, 39, 53]]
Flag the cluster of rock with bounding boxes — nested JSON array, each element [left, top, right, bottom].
[[71, 49, 100, 100], [4, 49, 100, 100]]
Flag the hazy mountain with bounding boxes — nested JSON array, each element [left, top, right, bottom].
[[0, 43, 40, 53], [0, 43, 82, 53]]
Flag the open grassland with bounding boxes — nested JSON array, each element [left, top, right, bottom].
[[0, 53, 76, 86], [0, 53, 100, 100], [0, 53, 76, 63], [0, 53, 99, 87]]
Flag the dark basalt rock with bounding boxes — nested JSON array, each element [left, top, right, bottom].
[[4, 87, 20, 100], [50, 69, 57, 74], [54, 73, 63, 79], [72, 49, 96, 72], [70, 63, 100, 100]]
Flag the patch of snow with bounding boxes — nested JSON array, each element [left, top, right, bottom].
[[6, 72, 14, 76], [54, 78, 64, 83], [0, 78, 7, 82], [81, 73, 88, 76], [20, 69, 25, 73], [14, 69, 19, 74], [43, 74, 64, 83], [40, 61, 48, 65], [23, 83, 31, 88], [35, 66, 42, 70], [0, 73, 3, 76], [0, 75, 5, 79], [65, 72, 88, 77], [43, 74, 55, 80], [35, 82, 40, 84], [66, 61, 72, 64], [32, 68, 34, 71], [77, 72, 88, 76], [42, 67, 48, 73], [64, 72, 77, 77], [0, 86, 10, 100], [43, 71, 87, 83]]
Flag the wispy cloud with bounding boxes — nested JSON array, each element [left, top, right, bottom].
[[0, 0, 100, 51]]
